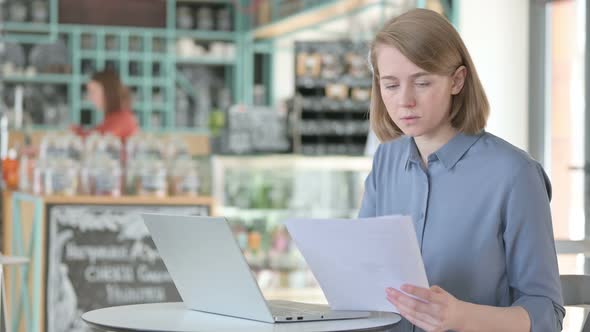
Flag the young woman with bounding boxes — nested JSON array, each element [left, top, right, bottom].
[[360, 9, 564, 332], [72, 70, 138, 141]]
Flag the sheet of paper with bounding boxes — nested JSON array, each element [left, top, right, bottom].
[[283, 215, 429, 313]]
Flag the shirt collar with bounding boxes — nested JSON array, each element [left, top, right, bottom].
[[404, 137, 422, 170], [404, 131, 485, 170]]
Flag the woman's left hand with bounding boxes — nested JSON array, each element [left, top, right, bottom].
[[386, 284, 467, 332]]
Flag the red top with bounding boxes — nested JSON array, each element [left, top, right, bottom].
[[72, 109, 139, 141]]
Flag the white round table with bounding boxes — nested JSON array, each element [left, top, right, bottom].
[[82, 302, 401, 332]]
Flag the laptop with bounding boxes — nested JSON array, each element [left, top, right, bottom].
[[141, 213, 370, 323]]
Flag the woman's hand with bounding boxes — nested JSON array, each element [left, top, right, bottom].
[[386, 284, 466, 332]]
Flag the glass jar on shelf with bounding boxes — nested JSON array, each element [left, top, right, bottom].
[[83, 133, 101, 159], [196, 6, 214, 30], [165, 137, 191, 163], [39, 133, 60, 160], [44, 159, 78, 196], [81, 157, 122, 196], [64, 133, 83, 162], [102, 134, 123, 161], [169, 159, 199, 196], [84, 133, 122, 162], [136, 160, 168, 197], [126, 134, 164, 162], [124, 160, 137, 195], [125, 135, 141, 162], [32, 159, 45, 195]]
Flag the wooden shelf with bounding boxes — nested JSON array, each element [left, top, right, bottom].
[[4, 191, 215, 206], [252, 0, 376, 39], [41, 194, 215, 206]]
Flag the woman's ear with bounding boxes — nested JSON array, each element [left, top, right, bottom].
[[451, 66, 467, 95]]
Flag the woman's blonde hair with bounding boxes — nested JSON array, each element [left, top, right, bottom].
[[369, 8, 489, 142]]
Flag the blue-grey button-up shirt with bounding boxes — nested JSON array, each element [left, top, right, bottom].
[[359, 131, 565, 332]]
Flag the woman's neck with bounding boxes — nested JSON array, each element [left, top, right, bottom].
[[413, 125, 458, 167]]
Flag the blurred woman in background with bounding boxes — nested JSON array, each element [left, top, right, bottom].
[[71, 70, 138, 141]]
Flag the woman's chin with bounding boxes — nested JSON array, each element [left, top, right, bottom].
[[400, 128, 425, 137]]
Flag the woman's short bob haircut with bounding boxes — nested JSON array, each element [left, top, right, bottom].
[[369, 8, 489, 142]]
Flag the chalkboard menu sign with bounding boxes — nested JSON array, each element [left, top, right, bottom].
[[46, 205, 210, 332]]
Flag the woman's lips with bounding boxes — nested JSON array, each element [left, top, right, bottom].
[[400, 116, 420, 124]]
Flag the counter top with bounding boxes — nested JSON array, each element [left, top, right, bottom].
[[5, 191, 215, 206]]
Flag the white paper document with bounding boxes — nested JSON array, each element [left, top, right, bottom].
[[283, 215, 429, 313]]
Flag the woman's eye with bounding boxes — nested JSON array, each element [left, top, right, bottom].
[[416, 82, 430, 87], [384, 84, 399, 90]]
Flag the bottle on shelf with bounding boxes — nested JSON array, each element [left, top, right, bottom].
[[2, 147, 19, 190]]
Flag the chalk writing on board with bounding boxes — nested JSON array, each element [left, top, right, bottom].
[[46, 205, 209, 332]]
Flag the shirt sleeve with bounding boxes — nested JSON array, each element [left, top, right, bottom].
[[358, 145, 381, 218], [70, 125, 90, 137], [503, 161, 565, 331]]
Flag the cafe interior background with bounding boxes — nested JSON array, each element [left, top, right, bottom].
[[0, 0, 588, 331]]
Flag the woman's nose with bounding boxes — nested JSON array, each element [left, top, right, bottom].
[[399, 86, 416, 108]]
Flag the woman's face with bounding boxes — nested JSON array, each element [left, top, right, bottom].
[[376, 45, 464, 140], [87, 80, 105, 112]]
